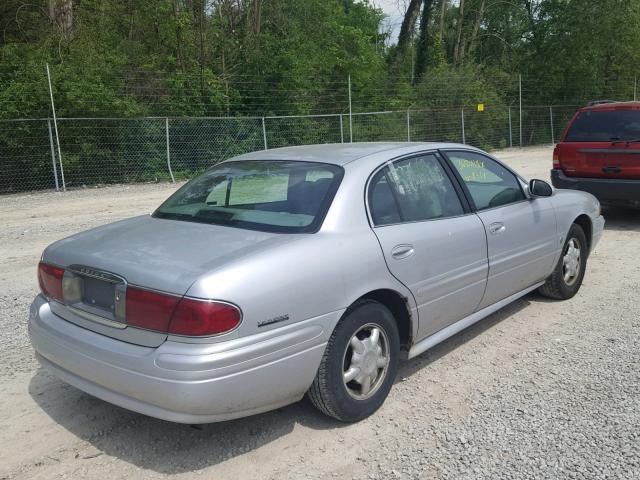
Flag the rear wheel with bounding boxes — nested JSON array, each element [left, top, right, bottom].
[[308, 300, 400, 422], [539, 223, 588, 300]]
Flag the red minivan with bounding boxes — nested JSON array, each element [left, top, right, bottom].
[[551, 101, 640, 206]]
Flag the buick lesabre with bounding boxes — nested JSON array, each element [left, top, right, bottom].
[[29, 143, 604, 423]]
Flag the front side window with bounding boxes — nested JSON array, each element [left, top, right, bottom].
[[565, 109, 640, 142], [154, 161, 343, 233], [446, 151, 525, 210], [369, 154, 464, 226]]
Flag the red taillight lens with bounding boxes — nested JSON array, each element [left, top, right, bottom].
[[169, 298, 241, 336], [126, 286, 180, 332], [552, 146, 561, 169], [38, 262, 64, 302], [125, 286, 241, 336]]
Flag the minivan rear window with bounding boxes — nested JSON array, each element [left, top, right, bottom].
[[565, 109, 640, 142], [154, 161, 343, 233]]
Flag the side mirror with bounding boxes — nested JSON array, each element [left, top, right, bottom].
[[529, 179, 553, 197]]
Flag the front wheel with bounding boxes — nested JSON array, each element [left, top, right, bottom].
[[539, 223, 588, 300], [307, 300, 400, 422]]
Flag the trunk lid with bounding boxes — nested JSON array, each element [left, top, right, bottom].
[[43, 215, 298, 345]]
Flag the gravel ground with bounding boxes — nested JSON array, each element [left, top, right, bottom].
[[0, 145, 638, 480]]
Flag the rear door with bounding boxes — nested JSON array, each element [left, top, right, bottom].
[[443, 149, 557, 309], [368, 152, 488, 339], [558, 106, 640, 179]]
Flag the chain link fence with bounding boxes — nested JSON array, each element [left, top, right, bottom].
[[0, 105, 579, 194]]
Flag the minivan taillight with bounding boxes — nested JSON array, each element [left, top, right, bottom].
[[125, 286, 241, 336], [552, 146, 561, 169], [38, 262, 64, 302]]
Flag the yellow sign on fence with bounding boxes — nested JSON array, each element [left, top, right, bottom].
[[477, 103, 485, 112]]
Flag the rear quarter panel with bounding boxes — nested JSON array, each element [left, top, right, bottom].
[[182, 232, 418, 345]]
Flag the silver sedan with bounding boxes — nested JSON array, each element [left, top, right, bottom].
[[29, 143, 604, 423]]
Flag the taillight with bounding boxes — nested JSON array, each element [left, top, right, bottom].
[[169, 298, 241, 336], [125, 286, 241, 336], [552, 146, 561, 169], [38, 262, 64, 302], [126, 286, 180, 332]]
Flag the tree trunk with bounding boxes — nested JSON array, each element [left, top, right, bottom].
[[253, 0, 262, 37], [390, 0, 423, 72], [439, 0, 447, 39], [245, 0, 263, 52], [195, 0, 206, 98], [523, 0, 542, 57], [453, 0, 465, 65], [414, 0, 435, 82], [467, 0, 485, 59], [218, 4, 230, 114], [48, 0, 73, 39], [172, 0, 186, 71]]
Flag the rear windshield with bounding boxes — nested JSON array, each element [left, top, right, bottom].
[[565, 109, 640, 142], [153, 160, 343, 233]]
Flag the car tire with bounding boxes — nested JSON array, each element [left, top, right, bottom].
[[307, 299, 400, 422], [538, 223, 588, 300]]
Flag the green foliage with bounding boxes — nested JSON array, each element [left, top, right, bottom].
[[2, 0, 640, 191], [3, 0, 639, 117]]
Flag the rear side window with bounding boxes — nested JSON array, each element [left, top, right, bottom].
[[446, 151, 525, 210], [369, 154, 464, 226], [565, 109, 640, 141]]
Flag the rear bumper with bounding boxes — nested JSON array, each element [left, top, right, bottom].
[[29, 295, 340, 423], [551, 169, 640, 204]]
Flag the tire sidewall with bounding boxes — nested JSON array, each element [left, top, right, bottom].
[[323, 301, 400, 422]]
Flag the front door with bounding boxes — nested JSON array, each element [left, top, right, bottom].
[[368, 152, 488, 340], [444, 149, 558, 308]]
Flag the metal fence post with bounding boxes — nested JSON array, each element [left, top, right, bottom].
[[508, 107, 513, 148], [46, 63, 66, 191], [348, 74, 353, 143], [261, 117, 268, 149], [165, 118, 175, 183], [406, 108, 411, 142], [549, 106, 555, 144], [461, 107, 466, 144], [519, 74, 523, 147], [339, 114, 344, 143], [47, 119, 60, 191], [634, 76, 637, 101]]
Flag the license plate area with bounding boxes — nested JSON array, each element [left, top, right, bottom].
[[62, 265, 127, 326]]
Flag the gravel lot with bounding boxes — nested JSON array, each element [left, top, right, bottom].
[[0, 145, 638, 480]]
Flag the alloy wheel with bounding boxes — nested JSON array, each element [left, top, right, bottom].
[[562, 237, 581, 286], [342, 323, 390, 400]]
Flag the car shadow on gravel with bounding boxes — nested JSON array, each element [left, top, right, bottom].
[[397, 294, 531, 380], [602, 206, 640, 232], [28, 369, 348, 474]]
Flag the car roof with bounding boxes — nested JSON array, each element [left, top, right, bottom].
[[582, 101, 640, 111], [228, 142, 473, 166]]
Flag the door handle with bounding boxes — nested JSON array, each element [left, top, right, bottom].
[[391, 244, 415, 259], [602, 166, 622, 174], [489, 222, 506, 235]]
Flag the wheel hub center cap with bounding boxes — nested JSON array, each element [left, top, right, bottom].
[[364, 352, 376, 374]]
